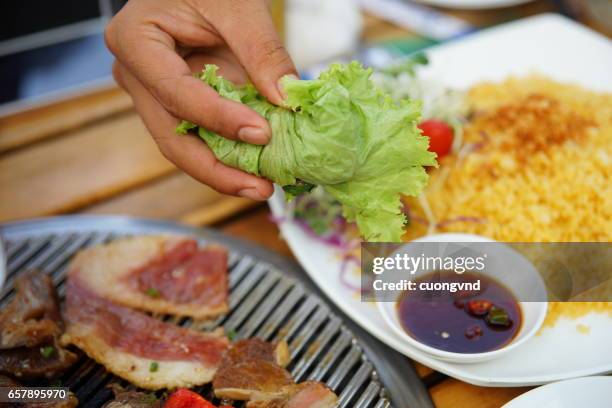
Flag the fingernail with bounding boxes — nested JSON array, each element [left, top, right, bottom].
[[238, 187, 265, 201], [238, 126, 269, 144], [277, 74, 299, 101]]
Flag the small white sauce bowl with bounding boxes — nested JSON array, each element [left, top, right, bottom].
[[376, 233, 548, 364]]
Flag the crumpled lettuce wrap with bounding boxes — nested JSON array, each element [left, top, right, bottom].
[[177, 62, 436, 242]]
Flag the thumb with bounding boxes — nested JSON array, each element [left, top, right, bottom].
[[209, 0, 298, 105]]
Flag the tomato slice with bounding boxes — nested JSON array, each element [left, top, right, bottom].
[[164, 389, 216, 408], [465, 324, 484, 340], [418, 119, 454, 159]]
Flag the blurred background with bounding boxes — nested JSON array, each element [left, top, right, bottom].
[[0, 0, 610, 234], [1, 0, 610, 114]]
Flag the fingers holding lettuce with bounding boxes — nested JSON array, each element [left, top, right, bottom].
[[105, 0, 296, 200], [106, 0, 436, 241], [178, 63, 437, 242]]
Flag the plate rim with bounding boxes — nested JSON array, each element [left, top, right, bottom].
[[501, 376, 612, 407]]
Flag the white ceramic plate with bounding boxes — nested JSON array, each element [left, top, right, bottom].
[[502, 376, 612, 407], [413, 0, 534, 10], [269, 14, 612, 387]]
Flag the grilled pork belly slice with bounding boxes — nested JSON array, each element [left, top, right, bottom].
[[213, 338, 292, 400], [61, 277, 229, 390], [247, 382, 338, 408], [213, 339, 338, 407], [0, 340, 78, 380], [0, 271, 77, 379], [214, 360, 294, 400], [67, 235, 228, 319], [223, 338, 290, 368], [102, 384, 162, 408], [0, 271, 63, 349]]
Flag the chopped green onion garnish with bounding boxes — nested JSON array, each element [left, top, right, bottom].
[[227, 330, 237, 341], [145, 288, 160, 298], [149, 361, 159, 372], [40, 346, 55, 358], [486, 306, 512, 327]]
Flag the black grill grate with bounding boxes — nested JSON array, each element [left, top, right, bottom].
[[1, 225, 392, 408]]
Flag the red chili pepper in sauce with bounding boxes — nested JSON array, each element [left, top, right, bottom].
[[465, 325, 483, 340], [466, 299, 493, 317]]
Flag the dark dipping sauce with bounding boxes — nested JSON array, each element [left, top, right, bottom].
[[397, 270, 522, 354]]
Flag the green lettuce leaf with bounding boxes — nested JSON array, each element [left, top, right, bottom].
[[177, 62, 436, 241]]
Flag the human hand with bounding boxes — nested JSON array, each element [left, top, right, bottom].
[[105, 0, 297, 200]]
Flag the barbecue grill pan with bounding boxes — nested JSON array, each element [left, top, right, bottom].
[[0, 215, 433, 408]]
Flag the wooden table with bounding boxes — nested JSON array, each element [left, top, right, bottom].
[[0, 4, 605, 407]]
